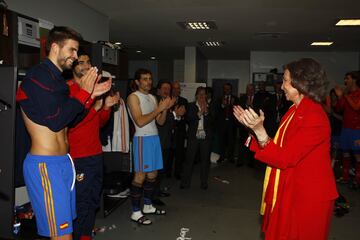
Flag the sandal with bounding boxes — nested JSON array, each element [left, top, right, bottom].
[[131, 215, 152, 225], [143, 208, 166, 215]]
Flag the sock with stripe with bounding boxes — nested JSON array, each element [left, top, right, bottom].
[[143, 177, 156, 206], [130, 181, 143, 212]]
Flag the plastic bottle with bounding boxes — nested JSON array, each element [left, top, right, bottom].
[[13, 207, 21, 235]]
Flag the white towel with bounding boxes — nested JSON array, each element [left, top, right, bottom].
[[111, 98, 130, 152]]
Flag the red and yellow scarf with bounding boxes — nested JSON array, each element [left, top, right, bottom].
[[260, 106, 296, 231]]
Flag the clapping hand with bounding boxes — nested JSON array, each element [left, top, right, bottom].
[[78, 67, 99, 93], [233, 105, 265, 132], [334, 85, 344, 98], [198, 97, 208, 114], [104, 91, 120, 109], [174, 105, 186, 117], [91, 77, 112, 99], [158, 97, 176, 112]]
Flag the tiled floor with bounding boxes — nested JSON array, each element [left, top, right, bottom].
[[94, 161, 360, 240]]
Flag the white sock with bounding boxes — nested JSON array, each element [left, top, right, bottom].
[[131, 210, 143, 220], [143, 204, 156, 213]]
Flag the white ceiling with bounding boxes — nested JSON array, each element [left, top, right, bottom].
[[80, 0, 360, 60]]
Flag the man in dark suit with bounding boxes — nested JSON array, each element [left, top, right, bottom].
[[274, 81, 292, 125], [237, 83, 256, 167], [155, 81, 185, 204], [217, 83, 239, 163], [181, 87, 214, 190], [253, 81, 277, 138], [170, 81, 188, 179]]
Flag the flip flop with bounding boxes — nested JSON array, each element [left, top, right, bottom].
[[131, 215, 152, 225]]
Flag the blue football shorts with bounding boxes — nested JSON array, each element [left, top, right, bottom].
[[132, 135, 163, 172], [23, 153, 76, 237]]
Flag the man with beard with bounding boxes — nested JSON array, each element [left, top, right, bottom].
[[67, 52, 119, 240], [16, 27, 111, 240]]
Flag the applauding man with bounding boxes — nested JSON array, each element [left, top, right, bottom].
[[127, 69, 175, 225]]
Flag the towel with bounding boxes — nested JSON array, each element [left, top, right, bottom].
[[111, 98, 130, 152]]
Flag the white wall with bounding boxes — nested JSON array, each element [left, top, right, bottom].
[[250, 51, 360, 89], [8, 0, 109, 42], [184, 46, 196, 83], [173, 59, 184, 82], [207, 60, 250, 95]]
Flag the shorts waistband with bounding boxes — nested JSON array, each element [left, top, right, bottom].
[[26, 153, 70, 164]]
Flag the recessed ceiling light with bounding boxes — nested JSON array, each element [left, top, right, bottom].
[[114, 42, 121, 45], [150, 56, 156, 60], [177, 21, 217, 30], [198, 41, 225, 47], [335, 19, 360, 26], [310, 42, 333, 46], [136, 50, 142, 53]]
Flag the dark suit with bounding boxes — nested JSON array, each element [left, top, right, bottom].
[[181, 102, 214, 188], [156, 97, 175, 176], [274, 92, 292, 125], [170, 96, 188, 178], [237, 94, 255, 166], [216, 95, 239, 162], [153, 97, 176, 200], [253, 91, 277, 138]]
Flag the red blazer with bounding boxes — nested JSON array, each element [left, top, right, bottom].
[[250, 97, 338, 239]]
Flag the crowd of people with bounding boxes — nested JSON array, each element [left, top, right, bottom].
[[15, 25, 359, 240]]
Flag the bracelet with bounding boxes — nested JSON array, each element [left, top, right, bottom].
[[258, 136, 271, 148]]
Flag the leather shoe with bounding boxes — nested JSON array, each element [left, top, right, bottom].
[[152, 198, 166, 206], [159, 191, 171, 197]]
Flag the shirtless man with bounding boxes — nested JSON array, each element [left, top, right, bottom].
[[127, 69, 175, 225], [16, 26, 111, 239]]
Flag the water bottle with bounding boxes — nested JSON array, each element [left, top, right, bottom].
[[13, 207, 21, 235]]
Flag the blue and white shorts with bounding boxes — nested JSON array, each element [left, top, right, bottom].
[[133, 135, 163, 172], [23, 154, 76, 237]]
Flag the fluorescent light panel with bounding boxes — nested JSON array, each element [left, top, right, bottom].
[[177, 21, 217, 30], [311, 42, 333, 46], [336, 19, 360, 26], [188, 22, 209, 30], [199, 41, 224, 47]]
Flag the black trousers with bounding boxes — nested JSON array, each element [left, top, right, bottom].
[[153, 148, 170, 199], [73, 154, 103, 239], [167, 133, 185, 178], [181, 138, 211, 187], [237, 130, 255, 166], [219, 121, 236, 161]]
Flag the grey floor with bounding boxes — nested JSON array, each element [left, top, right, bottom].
[[94, 162, 360, 240]]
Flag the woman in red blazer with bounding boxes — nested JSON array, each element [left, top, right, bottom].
[[234, 58, 338, 240]]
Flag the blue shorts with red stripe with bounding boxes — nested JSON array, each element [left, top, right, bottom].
[[133, 135, 163, 172], [23, 153, 76, 237]]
